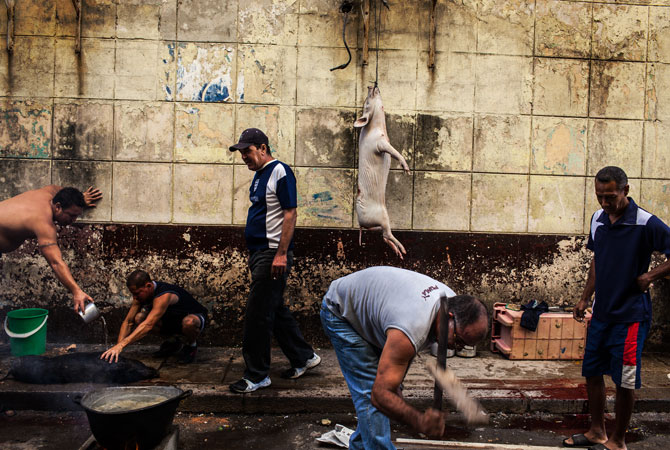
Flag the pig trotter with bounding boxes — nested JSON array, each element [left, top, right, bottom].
[[383, 234, 406, 260], [377, 140, 410, 174]]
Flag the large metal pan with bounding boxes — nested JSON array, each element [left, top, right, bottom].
[[75, 386, 192, 450]]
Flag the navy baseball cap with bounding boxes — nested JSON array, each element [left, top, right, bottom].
[[229, 128, 269, 151]]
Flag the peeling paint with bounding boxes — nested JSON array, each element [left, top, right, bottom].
[[176, 44, 235, 103], [1, 225, 667, 348], [0, 104, 52, 159]]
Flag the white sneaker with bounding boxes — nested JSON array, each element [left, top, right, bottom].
[[281, 353, 321, 379], [229, 376, 271, 393], [457, 345, 477, 358]]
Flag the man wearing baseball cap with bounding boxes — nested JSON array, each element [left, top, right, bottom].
[[228, 128, 320, 393]]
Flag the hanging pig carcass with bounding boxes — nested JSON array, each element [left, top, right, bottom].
[[355, 86, 410, 259]]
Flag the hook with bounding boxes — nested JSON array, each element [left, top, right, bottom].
[[5, 0, 15, 52], [71, 0, 82, 54]]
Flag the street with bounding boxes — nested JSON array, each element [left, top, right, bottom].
[[1, 410, 669, 449]]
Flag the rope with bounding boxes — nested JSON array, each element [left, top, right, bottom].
[[330, 1, 353, 71], [374, 0, 381, 87]]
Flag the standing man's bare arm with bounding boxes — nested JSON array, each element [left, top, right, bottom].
[[371, 329, 447, 438], [271, 207, 297, 279], [574, 256, 596, 322], [637, 256, 670, 292]]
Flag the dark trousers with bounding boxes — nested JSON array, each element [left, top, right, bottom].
[[242, 249, 314, 382]]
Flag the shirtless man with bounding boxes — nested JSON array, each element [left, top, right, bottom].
[[0, 185, 102, 313]]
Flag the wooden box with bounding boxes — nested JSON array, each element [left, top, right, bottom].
[[490, 302, 591, 360]]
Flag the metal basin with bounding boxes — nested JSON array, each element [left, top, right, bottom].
[[76, 386, 191, 450]]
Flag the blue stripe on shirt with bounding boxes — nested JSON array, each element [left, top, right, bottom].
[[245, 160, 297, 251]]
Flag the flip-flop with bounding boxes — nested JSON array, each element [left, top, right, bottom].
[[588, 445, 612, 450], [562, 433, 599, 448]]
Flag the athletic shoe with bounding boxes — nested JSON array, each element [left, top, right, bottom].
[[177, 344, 197, 364], [152, 337, 183, 358], [456, 345, 476, 358], [229, 376, 271, 393], [280, 353, 321, 379]]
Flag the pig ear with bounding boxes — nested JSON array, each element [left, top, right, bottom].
[[354, 116, 368, 128]]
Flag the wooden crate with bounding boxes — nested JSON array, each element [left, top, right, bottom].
[[490, 302, 591, 360]]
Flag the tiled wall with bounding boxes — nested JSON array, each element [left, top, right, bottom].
[[1, 0, 670, 234]]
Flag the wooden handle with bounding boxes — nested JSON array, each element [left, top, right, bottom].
[[427, 360, 489, 425]]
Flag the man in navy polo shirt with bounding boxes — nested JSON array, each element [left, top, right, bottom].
[[564, 166, 670, 450], [228, 128, 320, 393]]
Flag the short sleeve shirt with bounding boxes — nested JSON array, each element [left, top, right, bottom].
[[151, 282, 208, 317], [323, 266, 456, 352], [245, 160, 297, 251], [587, 198, 670, 323]]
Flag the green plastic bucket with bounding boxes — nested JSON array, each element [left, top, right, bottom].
[[4, 308, 48, 356]]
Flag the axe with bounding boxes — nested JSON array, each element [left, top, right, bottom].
[[427, 360, 488, 425], [430, 293, 488, 424]]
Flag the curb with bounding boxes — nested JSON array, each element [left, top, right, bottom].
[[2, 384, 669, 415]]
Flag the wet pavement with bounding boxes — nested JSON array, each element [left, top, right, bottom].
[[1, 410, 670, 449], [1, 344, 670, 449], [2, 343, 670, 415]]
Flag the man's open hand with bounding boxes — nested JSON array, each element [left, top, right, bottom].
[[101, 344, 123, 363], [83, 186, 103, 208]]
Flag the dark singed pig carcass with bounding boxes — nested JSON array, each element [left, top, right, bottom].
[[355, 86, 410, 259], [8, 352, 158, 384]]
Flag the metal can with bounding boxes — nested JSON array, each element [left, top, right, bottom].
[[79, 303, 100, 324]]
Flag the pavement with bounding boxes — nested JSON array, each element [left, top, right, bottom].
[[1, 343, 670, 415]]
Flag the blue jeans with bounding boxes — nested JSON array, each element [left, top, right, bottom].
[[320, 301, 395, 450]]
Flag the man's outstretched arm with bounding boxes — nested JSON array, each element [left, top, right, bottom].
[[34, 220, 91, 313], [117, 300, 142, 344], [101, 293, 173, 363], [372, 329, 446, 438]]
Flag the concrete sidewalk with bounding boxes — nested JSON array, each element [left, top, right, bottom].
[[1, 344, 669, 415]]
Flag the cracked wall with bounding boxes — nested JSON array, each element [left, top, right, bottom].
[[0, 0, 669, 346]]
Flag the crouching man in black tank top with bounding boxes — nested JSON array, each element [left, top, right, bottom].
[[101, 269, 208, 364]]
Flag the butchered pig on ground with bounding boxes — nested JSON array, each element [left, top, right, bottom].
[[8, 352, 158, 384], [355, 86, 410, 259]]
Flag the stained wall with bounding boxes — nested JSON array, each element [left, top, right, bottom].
[[1, 0, 669, 346]]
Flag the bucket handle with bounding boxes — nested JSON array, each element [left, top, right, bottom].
[[4, 315, 48, 339]]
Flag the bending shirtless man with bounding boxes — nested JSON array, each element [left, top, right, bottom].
[[0, 185, 102, 312]]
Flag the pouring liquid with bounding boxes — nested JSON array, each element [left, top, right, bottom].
[[100, 316, 108, 349]]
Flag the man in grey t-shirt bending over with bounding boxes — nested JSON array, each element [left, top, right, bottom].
[[320, 266, 489, 450]]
